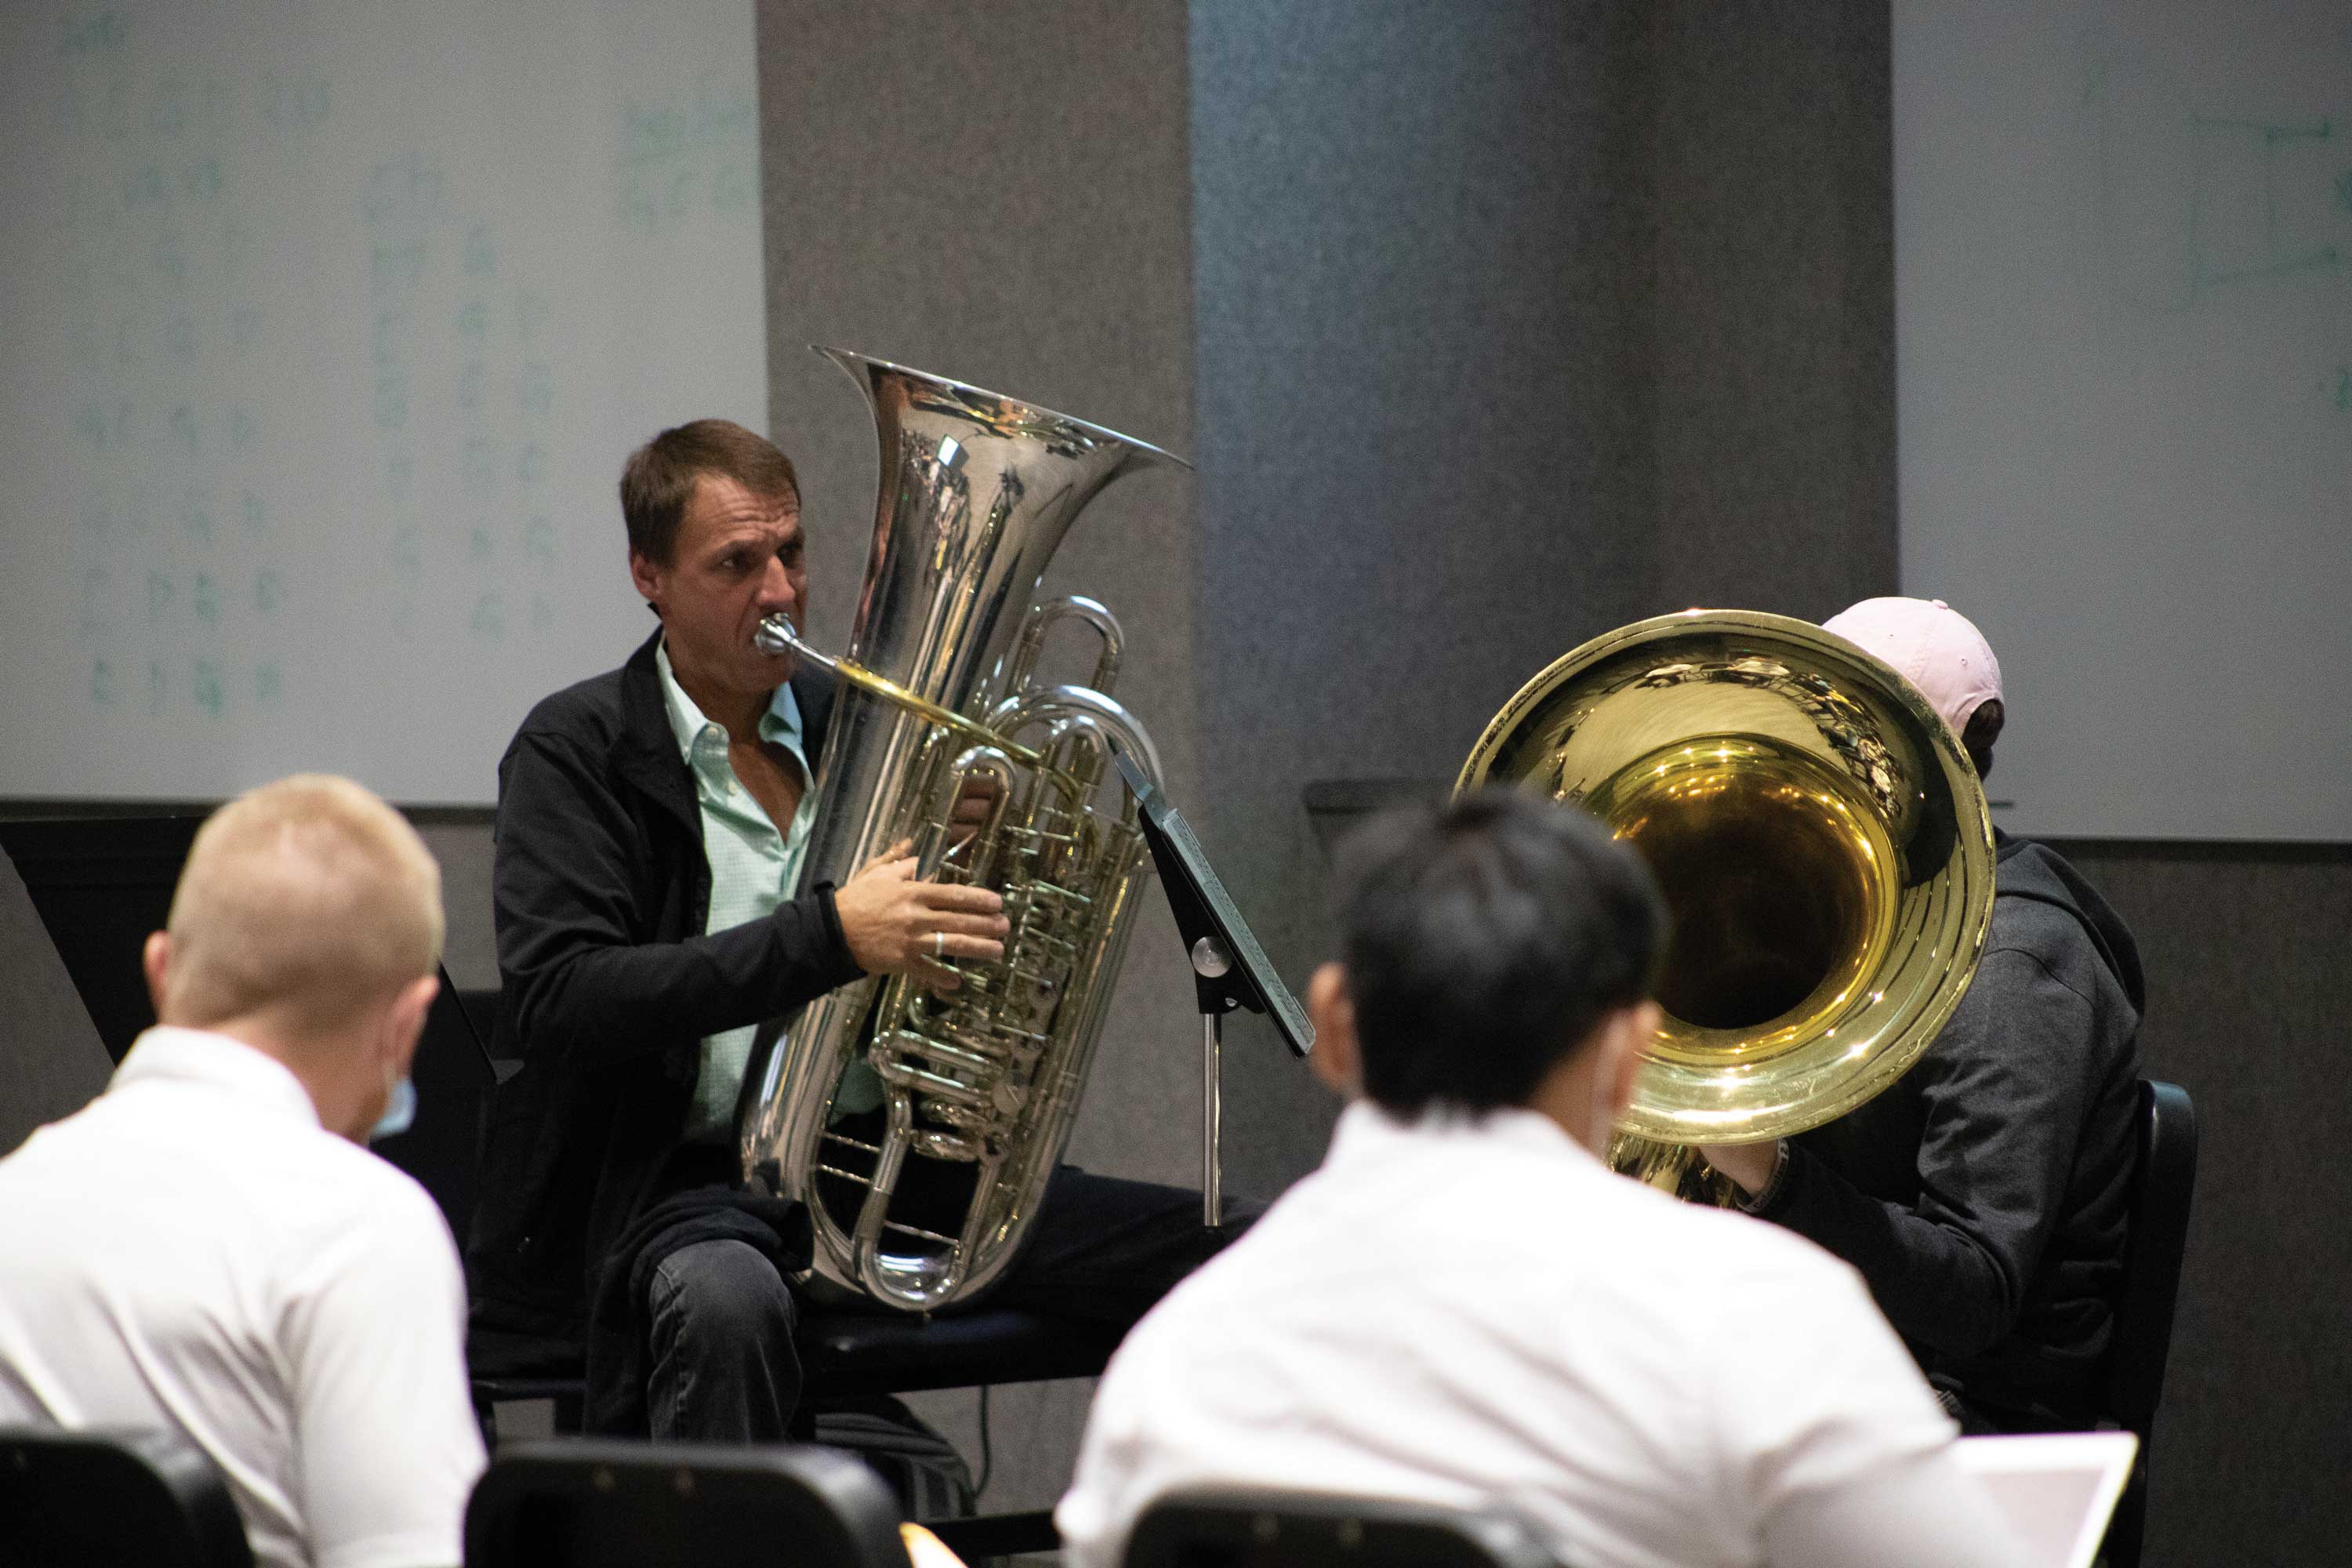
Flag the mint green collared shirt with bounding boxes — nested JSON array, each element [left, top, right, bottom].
[[656, 641, 818, 1144]]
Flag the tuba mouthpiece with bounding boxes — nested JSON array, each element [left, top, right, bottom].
[[754, 614, 805, 659]]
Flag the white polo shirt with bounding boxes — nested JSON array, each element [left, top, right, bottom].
[[0, 1027, 485, 1568], [1058, 1101, 2024, 1568]]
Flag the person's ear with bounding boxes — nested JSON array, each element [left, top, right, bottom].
[[1962, 699, 2003, 781], [627, 548, 666, 612], [142, 931, 172, 1019], [1305, 963, 1359, 1098], [1602, 1000, 1658, 1122], [380, 971, 439, 1080]]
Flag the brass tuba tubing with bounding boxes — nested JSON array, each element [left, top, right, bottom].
[[755, 612, 1054, 775]]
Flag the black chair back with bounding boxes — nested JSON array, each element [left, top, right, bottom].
[[465, 1438, 909, 1568], [0, 1425, 253, 1568], [1126, 1490, 1558, 1568], [2105, 1080, 2198, 1432], [2098, 1078, 2198, 1568]]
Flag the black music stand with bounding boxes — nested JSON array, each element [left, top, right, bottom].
[[1112, 752, 1312, 1229]]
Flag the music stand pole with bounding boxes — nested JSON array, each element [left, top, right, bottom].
[[1191, 938, 1233, 1227], [1111, 750, 1314, 1233]]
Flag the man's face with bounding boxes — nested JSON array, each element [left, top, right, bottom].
[[630, 474, 805, 705]]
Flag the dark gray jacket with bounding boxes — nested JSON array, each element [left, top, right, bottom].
[[1753, 831, 2147, 1427]]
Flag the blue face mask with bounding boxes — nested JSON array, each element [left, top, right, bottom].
[[368, 1076, 417, 1142]]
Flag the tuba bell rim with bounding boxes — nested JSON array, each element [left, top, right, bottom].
[[1457, 608, 1997, 1148], [813, 345, 1196, 474]]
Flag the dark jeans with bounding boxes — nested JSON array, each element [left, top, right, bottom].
[[644, 1167, 1254, 1443]]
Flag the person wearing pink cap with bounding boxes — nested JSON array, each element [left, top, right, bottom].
[[1699, 597, 2147, 1436]]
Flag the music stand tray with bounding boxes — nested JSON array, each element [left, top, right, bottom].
[[1112, 751, 1311, 1225]]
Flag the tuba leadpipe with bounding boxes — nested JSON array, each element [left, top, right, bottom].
[[739, 348, 1185, 1311]]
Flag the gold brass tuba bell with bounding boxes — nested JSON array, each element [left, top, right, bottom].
[[1457, 610, 1997, 1201], [739, 349, 1183, 1311]]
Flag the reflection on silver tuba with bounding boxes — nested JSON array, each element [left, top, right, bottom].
[[738, 349, 1184, 1312]]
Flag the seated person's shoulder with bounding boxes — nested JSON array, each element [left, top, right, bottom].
[[510, 662, 632, 753], [1647, 1204, 1955, 1446], [1990, 844, 2137, 986], [1639, 1189, 1880, 1312], [280, 1134, 465, 1272], [1983, 903, 2111, 993]]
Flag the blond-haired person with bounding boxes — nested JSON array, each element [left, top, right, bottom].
[[0, 775, 485, 1568]]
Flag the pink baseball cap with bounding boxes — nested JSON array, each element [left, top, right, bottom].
[[1820, 597, 2003, 733]]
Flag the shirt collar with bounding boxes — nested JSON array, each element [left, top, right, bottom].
[[1325, 1096, 1608, 1174], [655, 638, 804, 764], [109, 1025, 323, 1129]]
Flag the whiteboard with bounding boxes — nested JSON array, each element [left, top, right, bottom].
[[1895, 0, 2352, 841], [0, 0, 764, 804]]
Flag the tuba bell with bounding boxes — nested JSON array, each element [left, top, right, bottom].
[[1457, 610, 1998, 1202], [739, 349, 1182, 1311]]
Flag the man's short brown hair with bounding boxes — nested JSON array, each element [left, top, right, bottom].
[[164, 775, 445, 1036], [619, 419, 800, 565]]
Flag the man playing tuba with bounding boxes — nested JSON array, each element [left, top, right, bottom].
[[466, 419, 1239, 1443], [1700, 597, 2148, 1435]]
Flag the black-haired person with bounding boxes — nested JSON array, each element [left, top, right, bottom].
[[1055, 789, 2020, 1568]]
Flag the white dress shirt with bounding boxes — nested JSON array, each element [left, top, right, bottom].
[[0, 1027, 485, 1568], [1058, 1101, 2023, 1568]]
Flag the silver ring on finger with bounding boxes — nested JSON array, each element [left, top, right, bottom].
[[932, 930, 948, 959]]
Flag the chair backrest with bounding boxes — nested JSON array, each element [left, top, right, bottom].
[[1125, 1490, 1558, 1568], [0, 1425, 253, 1568], [465, 1438, 910, 1568], [2104, 1080, 2198, 1434], [2092, 1080, 2198, 1568]]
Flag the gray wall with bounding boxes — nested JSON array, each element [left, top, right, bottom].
[[2046, 840, 2352, 1567], [0, 853, 112, 1156], [1190, 0, 1659, 1194], [758, 0, 1200, 1512], [1649, 0, 1897, 614], [416, 820, 499, 991]]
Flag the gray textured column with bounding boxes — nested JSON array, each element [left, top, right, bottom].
[[0, 851, 111, 1155], [1649, 0, 1898, 616], [758, 0, 1198, 1513], [1191, 0, 1663, 1196]]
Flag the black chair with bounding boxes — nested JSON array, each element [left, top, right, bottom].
[[1126, 1490, 1559, 1568], [2096, 1079, 2198, 1568], [0, 1426, 253, 1568], [471, 1305, 1120, 1556], [797, 1306, 1127, 1403], [466, 1437, 909, 1568]]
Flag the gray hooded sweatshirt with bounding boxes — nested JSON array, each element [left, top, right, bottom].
[[1754, 830, 2147, 1428]]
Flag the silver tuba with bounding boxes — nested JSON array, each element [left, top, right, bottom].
[[739, 348, 1183, 1312]]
